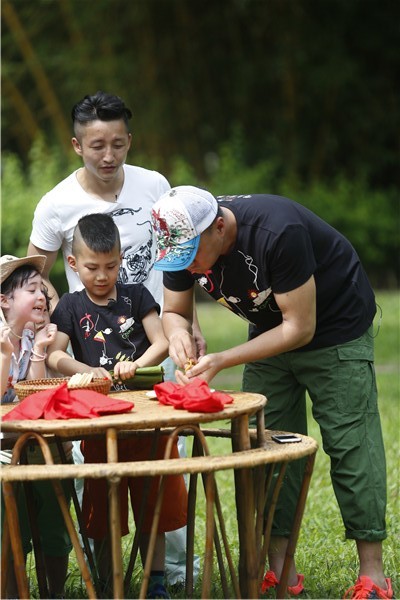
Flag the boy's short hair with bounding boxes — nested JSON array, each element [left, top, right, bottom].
[[73, 213, 121, 255], [71, 91, 132, 135]]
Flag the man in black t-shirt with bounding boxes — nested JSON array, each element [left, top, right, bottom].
[[150, 186, 392, 600]]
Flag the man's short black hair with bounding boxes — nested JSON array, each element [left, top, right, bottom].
[[71, 91, 132, 133], [73, 213, 121, 255]]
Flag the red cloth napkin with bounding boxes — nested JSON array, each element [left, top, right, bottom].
[[2, 383, 134, 421], [154, 378, 233, 413]]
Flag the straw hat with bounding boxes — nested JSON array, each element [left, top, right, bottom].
[[0, 254, 47, 285]]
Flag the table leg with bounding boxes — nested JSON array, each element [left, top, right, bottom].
[[186, 471, 198, 597], [23, 478, 49, 598], [202, 471, 216, 599], [3, 432, 97, 600], [106, 427, 124, 600], [55, 437, 100, 594], [2, 481, 30, 599], [276, 452, 316, 599], [1, 506, 11, 598], [124, 430, 161, 595], [256, 408, 266, 447], [231, 414, 259, 598]]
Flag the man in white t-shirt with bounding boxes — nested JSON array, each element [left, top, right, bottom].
[[27, 90, 202, 588]]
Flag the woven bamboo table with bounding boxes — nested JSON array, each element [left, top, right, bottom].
[[1, 391, 318, 599]]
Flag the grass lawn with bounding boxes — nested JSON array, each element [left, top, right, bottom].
[[26, 291, 399, 599]]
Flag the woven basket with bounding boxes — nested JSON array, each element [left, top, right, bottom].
[[14, 377, 112, 401]]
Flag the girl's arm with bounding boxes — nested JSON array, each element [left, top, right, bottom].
[[46, 330, 111, 379], [0, 325, 13, 395], [113, 309, 169, 381], [27, 322, 57, 380]]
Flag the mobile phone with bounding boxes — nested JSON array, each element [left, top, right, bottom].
[[271, 434, 302, 444]]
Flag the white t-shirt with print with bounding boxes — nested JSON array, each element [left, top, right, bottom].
[[30, 164, 170, 306]]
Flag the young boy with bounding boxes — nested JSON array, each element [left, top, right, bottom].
[[0, 254, 72, 599], [47, 213, 188, 598]]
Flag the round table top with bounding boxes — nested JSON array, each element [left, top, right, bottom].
[[0, 390, 266, 437]]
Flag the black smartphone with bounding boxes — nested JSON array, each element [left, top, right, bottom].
[[271, 434, 302, 444]]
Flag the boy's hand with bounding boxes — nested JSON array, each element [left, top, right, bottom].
[[113, 361, 138, 382], [87, 367, 112, 380]]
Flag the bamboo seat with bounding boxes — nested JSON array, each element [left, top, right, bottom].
[[1, 392, 318, 599], [1, 426, 317, 599], [0, 439, 317, 482]]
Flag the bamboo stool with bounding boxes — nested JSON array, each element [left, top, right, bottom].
[[1, 427, 318, 599], [1, 392, 317, 598]]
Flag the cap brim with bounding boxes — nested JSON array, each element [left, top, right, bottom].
[[154, 236, 200, 272]]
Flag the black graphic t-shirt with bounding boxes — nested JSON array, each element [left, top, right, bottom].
[[163, 194, 376, 351], [51, 283, 160, 381]]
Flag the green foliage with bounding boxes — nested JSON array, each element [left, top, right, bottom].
[[1, 134, 398, 290], [2, 0, 399, 189], [1, 137, 79, 293], [169, 130, 399, 287], [293, 178, 399, 286]]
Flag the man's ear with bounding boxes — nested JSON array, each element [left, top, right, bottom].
[[216, 215, 225, 234], [67, 255, 78, 272], [71, 137, 83, 157]]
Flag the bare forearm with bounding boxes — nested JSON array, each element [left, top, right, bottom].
[[27, 331, 57, 380], [26, 244, 60, 309], [216, 320, 314, 369], [162, 311, 193, 340], [180, 319, 315, 386], [27, 357, 47, 380], [47, 350, 97, 377], [133, 342, 169, 369], [42, 278, 60, 308]]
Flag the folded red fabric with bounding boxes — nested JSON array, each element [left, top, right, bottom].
[[154, 378, 233, 413], [2, 383, 134, 421]]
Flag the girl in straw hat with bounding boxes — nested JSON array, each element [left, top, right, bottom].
[[1, 254, 71, 599], [0, 254, 57, 401]]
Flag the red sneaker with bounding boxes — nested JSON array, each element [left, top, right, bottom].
[[261, 570, 305, 595], [344, 576, 394, 599]]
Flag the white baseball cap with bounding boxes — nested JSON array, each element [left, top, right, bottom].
[[152, 186, 218, 271]]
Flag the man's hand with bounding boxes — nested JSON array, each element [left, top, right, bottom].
[[168, 330, 197, 370], [175, 353, 223, 385]]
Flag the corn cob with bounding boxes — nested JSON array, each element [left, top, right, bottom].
[[109, 365, 164, 390]]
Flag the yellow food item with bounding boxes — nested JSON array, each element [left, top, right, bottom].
[[184, 358, 196, 372]]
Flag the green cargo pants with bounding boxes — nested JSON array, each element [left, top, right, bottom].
[[243, 327, 387, 542]]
